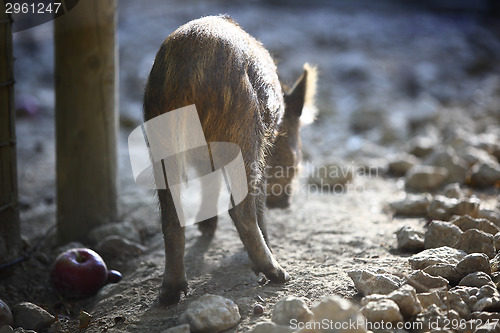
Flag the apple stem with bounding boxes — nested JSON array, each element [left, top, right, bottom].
[[75, 252, 85, 263]]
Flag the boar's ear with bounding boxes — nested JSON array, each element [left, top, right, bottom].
[[284, 63, 317, 124]]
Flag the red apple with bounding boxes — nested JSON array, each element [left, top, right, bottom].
[[50, 248, 108, 298]]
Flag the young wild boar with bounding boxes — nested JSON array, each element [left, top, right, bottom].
[[143, 15, 316, 305]]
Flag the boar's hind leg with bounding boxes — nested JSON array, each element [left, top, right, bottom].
[[229, 193, 290, 283], [196, 170, 221, 237], [256, 182, 270, 247], [158, 188, 187, 305]]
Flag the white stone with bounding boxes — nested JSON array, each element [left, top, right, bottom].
[[439, 290, 471, 318], [417, 292, 444, 310], [361, 299, 403, 323], [424, 220, 462, 249], [360, 294, 387, 306], [453, 197, 482, 217], [413, 305, 448, 332], [409, 246, 467, 270], [179, 294, 240, 333], [473, 295, 500, 312], [405, 165, 448, 192], [459, 272, 495, 289], [469, 161, 500, 187], [348, 270, 401, 296], [449, 286, 481, 310], [450, 285, 500, 312], [310, 295, 367, 333], [479, 209, 500, 227], [455, 253, 491, 277], [427, 195, 459, 221], [427, 195, 480, 221], [454, 229, 495, 259], [272, 296, 313, 326], [424, 148, 468, 184], [451, 215, 500, 235], [390, 194, 432, 217], [396, 226, 425, 252], [406, 270, 449, 293], [388, 285, 423, 319], [12, 302, 55, 331], [422, 264, 461, 284]]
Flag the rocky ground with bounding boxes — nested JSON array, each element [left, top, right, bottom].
[[1, 0, 500, 332]]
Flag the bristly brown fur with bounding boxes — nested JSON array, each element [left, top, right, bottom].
[[143, 15, 284, 183]]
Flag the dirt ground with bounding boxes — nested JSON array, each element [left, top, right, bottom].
[[2, 0, 500, 332]]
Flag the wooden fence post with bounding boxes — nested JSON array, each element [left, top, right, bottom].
[[55, 0, 118, 243]]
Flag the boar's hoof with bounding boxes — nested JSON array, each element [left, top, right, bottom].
[[262, 266, 290, 283], [159, 281, 188, 306], [197, 217, 218, 237]]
